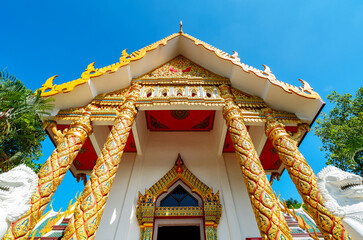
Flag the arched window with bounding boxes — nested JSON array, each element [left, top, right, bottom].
[[156, 180, 202, 207], [160, 185, 198, 207]]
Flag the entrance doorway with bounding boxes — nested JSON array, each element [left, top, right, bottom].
[[137, 156, 220, 240], [157, 226, 201, 240]]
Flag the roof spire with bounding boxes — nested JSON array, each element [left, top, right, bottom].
[[179, 21, 183, 34]]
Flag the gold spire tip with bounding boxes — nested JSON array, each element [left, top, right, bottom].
[[179, 21, 183, 33]]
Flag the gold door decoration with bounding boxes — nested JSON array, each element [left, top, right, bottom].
[[136, 155, 222, 240]]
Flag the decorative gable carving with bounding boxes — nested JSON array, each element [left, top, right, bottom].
[[134, 55, 229, 84], [56, 86, 300, 124]]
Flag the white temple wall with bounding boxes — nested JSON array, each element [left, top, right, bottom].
[[95, 153, 137, 240], [96, 120, 260, 240], [223, 153, 260, 239]]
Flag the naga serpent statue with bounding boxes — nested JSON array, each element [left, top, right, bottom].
[[0, 165, 38, 239], [317, 165, 363, 239]]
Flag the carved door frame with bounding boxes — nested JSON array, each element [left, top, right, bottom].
[[136, 155, 221, 240]]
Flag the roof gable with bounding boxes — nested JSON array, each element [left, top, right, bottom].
[[38, 32, 319, 99], [39, 31, 324, 121]]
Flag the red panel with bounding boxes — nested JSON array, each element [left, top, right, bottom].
[[223, 126, 298, 171], [146, 110, 215, 131], [74, 138, 98, 170], [57, 125, 97, 170], [223, 128, 251, 153], [57, 124, 137, 171], [259, 139, 281, 170], [223, 131, 235, 152], [259, 126, 298, 170], [124, 130, 137, 152], [107, 127, 136, 152]]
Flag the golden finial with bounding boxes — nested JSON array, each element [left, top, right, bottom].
[[179, 21, 183, 33]]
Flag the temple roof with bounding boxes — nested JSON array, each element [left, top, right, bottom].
[[39, 31, 324, 121]]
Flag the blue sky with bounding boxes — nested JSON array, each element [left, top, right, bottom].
[[1, 1, 362, 210]]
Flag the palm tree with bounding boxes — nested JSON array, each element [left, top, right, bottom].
[[0, 71, 54, 173]]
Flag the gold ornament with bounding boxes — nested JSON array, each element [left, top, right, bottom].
[[184, 33, 320, 99], [55, 82, 301, 125], [219, 85, 293, 240], [38, 33, 179, 97], [262, 108, 350, 240], [137, 155, 221, 240], [61, 84, 141, 240], [3, 108, 93, 240], [288, 123, 310, 144]]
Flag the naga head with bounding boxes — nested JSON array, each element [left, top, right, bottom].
[[0, 164, 38, 222], [317, 165, 363, 217]]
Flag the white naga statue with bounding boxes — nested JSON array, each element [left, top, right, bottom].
[[0, 164, 38, 239], [317, 165, 363, 240]]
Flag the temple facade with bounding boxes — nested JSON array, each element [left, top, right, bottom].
[[3, 29, 351, 240]]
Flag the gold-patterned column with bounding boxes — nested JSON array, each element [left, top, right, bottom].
[[62, 84, 141, 240], [3, 109, 93, 240], [219, 85, 293, 240], [262, 108, 350, 240]]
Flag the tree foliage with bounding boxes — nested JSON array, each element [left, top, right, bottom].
[[285, 198, 303, 209], [314, 87, 363, 175], [0, 71, 54, 173]]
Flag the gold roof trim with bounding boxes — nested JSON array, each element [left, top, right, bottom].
[[182, 33, 320, 99], [39, 33, 179, 97], [39, 32, 319, 99]]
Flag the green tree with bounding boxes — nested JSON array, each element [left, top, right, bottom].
[[285, 197, 303, 209], [314, 87, 363, 175], [0, 71, 54, 173]]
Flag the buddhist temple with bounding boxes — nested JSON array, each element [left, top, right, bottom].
[[3, 26, 352, 240]]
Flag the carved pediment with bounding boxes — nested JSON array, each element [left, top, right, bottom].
[[134, 55, 229, 84]]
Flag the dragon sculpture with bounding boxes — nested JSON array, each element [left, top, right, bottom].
[[317, 165, 363, 239], [0, 164, 38, 239]]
